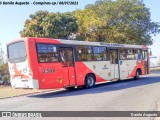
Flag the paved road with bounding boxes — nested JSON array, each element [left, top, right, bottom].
[[1, 72, 160, 120]]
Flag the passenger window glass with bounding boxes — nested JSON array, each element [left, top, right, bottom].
[[37, 44, 58, 63], [93, 47, 109, 61], [120, 48, 136, 60], [110, 50, 118, 64], [126, 49, 135, 59], [142, 50, 148, 60], [135, 49, 142, 60], [77, 46, 93, 61], [60, 49, 67, 67], [120, 49, 127, 60]]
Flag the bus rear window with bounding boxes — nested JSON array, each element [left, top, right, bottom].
[[8, 41, 26, 61]]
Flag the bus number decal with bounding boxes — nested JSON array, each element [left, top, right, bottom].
[[42, 68, 55, 74]]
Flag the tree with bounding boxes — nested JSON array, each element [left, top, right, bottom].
[[20, 0, 160, 45], [20, 11, 49, 37], [2, 75, 10, 85], [74, 9, 105, 41], [0, 63, 10, 85], [0, 63, 9, 77], [20, 11, 78, 39], [0, 43, 4, 65], [76, 0, 160, 45]]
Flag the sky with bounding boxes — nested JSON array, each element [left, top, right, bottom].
[[0, 0, 160, 57]]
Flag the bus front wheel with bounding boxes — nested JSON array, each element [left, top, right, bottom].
[[85, 74, 95, 89], [134, 70, 140, 80]]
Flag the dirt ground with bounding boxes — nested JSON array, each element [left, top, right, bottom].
[[0, 86, 55, 98]]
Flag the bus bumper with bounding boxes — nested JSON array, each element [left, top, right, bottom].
[[11, 78, 39, 89]]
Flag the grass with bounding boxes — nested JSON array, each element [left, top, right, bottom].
[[0, 86, 54, 99]]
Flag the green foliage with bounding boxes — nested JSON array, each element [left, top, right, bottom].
[[2, 75, 10, 85], [20, 11, 78, 39], [2, 75, 10, 81], [74, 8, 105, 41], [0, 63, 9, 76], [77, 0, 160, 45], [41, 12, 78, 39], [0, 63, 10, 85], [20, 0, 160, 45]]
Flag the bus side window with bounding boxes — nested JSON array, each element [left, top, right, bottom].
[[110, 52, 114, 64], [93, 47, 108, 61], [142, 50, 148, 61], [138, 54, 142, 60], [37, 44, 58, 63], [135, 49, 142, 60], [68, 50, 74, 66], [110, 51, 118, 64], [76, 46, 93, 61], [60, 50, 67, 67], [120, 48, 127, 60]]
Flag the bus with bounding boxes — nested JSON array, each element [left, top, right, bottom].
[[7, 37, 150, 89]]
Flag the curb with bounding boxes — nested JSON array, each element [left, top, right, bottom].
[[0, 89, 61, 99]]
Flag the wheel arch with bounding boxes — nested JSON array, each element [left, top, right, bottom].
[[85, 73, 96, 82], [137, 68, 142, 75]]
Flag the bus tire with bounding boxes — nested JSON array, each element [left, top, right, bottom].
[[134, 70, 140, 80], [85, 74, 95, 89]]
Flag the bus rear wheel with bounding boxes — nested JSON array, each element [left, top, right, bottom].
[[134, 70, 140, 80], [85, 74, 95, 89]]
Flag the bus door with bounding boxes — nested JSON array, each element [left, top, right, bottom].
[[142, 50, 149, 74], [119, 49, 132, 79], [109, 49, 119, 79], [60, 47, 76, 86]]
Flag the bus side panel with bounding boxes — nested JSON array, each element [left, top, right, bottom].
[[83, 61, 111, 81], [128, 60, 147, 78], [25, 38, 38, 78], [26, 38, 41, 88], [75, 62, 108, 86], [119, 60, 137, 79], [37, 63, 63, 89]]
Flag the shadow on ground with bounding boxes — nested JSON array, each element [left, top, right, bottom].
[[28, 74, 160, 99]]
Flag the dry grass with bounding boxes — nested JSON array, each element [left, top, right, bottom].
[[0, 86, 54, 98], [150, 67, 160, 73]]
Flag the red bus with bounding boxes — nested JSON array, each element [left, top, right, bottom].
[[7, 37, 150, 89]]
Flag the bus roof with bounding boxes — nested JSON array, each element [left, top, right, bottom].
[[7, 37, 148, 49], [56, 39, 148, 49]]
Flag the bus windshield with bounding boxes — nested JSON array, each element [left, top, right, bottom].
[[8, 41, 27, 62]]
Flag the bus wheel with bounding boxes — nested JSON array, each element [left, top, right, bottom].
[[134, 70, 140, 80], [85, 74, 95, 88]]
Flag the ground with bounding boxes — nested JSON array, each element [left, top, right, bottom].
[[0, 86, 55, 98]]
